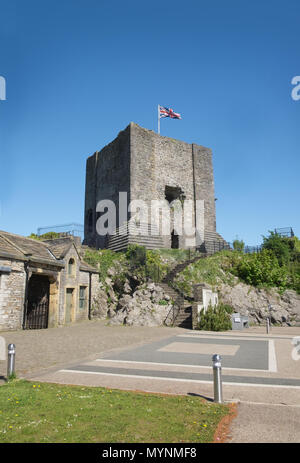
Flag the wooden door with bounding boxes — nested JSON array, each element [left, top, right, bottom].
[[65, 288, 74, 323]]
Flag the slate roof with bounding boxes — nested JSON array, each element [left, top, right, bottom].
[[0, 233, 24, 259], [0, 230, 57, 262], [42, 238, 74, 259], [0, 231, 99, 273]]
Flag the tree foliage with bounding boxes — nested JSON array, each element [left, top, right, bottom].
[[232, 239, 245, 252]]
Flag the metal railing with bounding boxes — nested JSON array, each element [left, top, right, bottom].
[[24, 302, 49, 330], [197, 240, 263, 255], [274, 227, 294, 238], [243, 245, 262, 254], [164, 293, 184, 326], [37, 223, 84, 240]]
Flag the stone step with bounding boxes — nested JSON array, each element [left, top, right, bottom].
[[176, 314, 192, 319], [162, 254, 207, 285], [176, 312, 192, 319], [174, 320, 192, 328], [175, 318, 192, 324], [158, 286, 178, 294], [176, 313, 192, 320]]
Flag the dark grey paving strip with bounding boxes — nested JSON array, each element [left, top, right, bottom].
[[101, 337, 269, 370], [185, 333, 296, 341], [64, 365, 300, 387], [186, 331, 300, 342]]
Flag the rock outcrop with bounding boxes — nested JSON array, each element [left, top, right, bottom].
[[90, 255, 300, 328], [219, 282, 300, 326], [109, 283, 174, 326]]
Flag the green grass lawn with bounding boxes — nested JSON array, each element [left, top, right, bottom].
[[0, 380, 230, 443]]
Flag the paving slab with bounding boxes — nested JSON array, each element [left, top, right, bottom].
[[227, 402, 300, 443]]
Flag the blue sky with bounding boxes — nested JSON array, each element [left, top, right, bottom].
[[0, 0, 299, 245]]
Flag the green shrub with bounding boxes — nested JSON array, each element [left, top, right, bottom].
[[145, 249, 169, 282], [126, 244, 147, 268], [84, 248, 126, 283], [232, 249, 289, 290], [158, 299, 169, 305], [28, 232, 61, 240], [262, 231, 291, 266], [197, 303, 232, 331], [220, 304, 235, 315]]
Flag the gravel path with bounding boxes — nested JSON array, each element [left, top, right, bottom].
[[0, 320, 182, 379]]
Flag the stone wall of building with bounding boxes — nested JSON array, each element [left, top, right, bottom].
[[0, 240, 100, 331], [0, 258, 25, 331], [58, 246, 101, 325], [58, 247, 90, 324], [28, 262, 62, 329]]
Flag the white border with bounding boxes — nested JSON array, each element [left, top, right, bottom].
[[58, 368, 300, 390]]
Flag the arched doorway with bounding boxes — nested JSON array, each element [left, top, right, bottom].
[[24, 274, 50, 329]]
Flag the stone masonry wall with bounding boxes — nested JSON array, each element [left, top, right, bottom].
[[58, 247, 91, 325], [130, 123, 216, 248], [84, 125, 131, 248], [0, 258, 25, 331], [192, 144, 216, 233], [84, 122, 217, 249]]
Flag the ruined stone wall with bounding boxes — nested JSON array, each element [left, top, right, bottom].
[[84, 122, 217, 249], [84, 151, 98, 246], [84, 125, 131, 248], [130, 123, 216, 248], [192, 144, 216, 233], [0, 258, 25, 331]]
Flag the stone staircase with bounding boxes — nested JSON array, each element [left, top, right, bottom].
[[160, 253, 208, 329], [199, 231, 231, 255]]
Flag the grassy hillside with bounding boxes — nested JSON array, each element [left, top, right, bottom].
[[173, 235, 300, 297], [83, 234, 300, 298]]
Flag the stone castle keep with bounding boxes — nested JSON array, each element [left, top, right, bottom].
[[84, 122, 227, 252]]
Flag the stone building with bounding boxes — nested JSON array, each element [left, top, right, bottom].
[[0, 231, 99, 331], [84, 122, 228, 251]]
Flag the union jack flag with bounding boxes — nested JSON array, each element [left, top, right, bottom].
[[159, 106, 182, 119]]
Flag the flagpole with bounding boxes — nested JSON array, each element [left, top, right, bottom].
[[158, 104, 160, 134]]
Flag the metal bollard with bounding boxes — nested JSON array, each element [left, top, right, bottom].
[[212, 354, 223, 403], [7, 343, 16, 378], [266, 317, 270, 334]]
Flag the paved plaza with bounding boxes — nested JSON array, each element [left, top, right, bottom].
[[1, 321, 300, 442], [21, 325, 300, 405]]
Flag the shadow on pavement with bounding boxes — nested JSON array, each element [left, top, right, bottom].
[[187, 392, 214, 402]]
